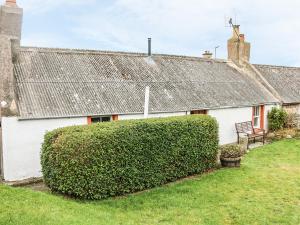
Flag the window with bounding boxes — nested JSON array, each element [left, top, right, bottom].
[[88, 115, 119, 125], [253, 106, 260, 128], [191, 110, 208, 115], [89, 116, 111, 124]]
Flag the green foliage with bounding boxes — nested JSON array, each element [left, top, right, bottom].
[[2, 140, 300, 225], [219, 144, 244, 159], [41, 115, 219, 200], [268, 107, 288, 131]]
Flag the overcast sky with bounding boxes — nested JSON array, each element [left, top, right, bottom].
[[17, 0, 300, 66]]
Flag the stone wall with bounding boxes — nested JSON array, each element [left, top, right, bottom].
[[283, 104, 300, 129], [0, 35, 18, 117], [283, 104, 300, 115], [0, 4, 23, 117]]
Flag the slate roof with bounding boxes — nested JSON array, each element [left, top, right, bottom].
[[255, 64, 300, 104], [14, 47, 278, 120]]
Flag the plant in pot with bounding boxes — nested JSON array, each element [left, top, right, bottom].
[[219, 144, 244, 168]]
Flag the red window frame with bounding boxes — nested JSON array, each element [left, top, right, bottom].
[[252, 105, 265, 129], [87, 115, 119, 125], [191, 110, 208, 115], [112, 115, 119, 121]]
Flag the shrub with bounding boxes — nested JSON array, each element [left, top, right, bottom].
[[41, 115, 219, 200], [267, 128, 298, 142], [219, 144, 244, 159], [268, 107, 288, 131]]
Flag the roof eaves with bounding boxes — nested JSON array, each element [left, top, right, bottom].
[[18, 101, 280, 121]]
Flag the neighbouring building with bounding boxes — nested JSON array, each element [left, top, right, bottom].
[[1, 0, 298, 181], [253, 65, 300, 115]]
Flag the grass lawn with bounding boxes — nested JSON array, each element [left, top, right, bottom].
[[0, 140, 299, 225]]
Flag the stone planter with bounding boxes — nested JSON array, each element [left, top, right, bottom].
[[220, 157, 241, 168]]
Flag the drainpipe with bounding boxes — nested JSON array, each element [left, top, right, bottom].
[[144, 86, 150, 118]]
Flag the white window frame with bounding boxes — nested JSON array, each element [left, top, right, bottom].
[[253, 106, 260, 128]]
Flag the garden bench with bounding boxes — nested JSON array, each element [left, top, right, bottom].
[[235, 121, 266, 149]]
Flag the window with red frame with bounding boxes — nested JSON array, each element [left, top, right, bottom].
[[87, 115, 119, 125], [253, 106, 260, 128], [252, 106, 265, 129], [191, 110, 208, 115]]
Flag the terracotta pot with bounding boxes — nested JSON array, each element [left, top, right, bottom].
[[220, 157, 241, 168]]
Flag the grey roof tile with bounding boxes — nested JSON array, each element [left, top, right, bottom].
[[14, 47, 278, 119], [255, 64, 300, 104]]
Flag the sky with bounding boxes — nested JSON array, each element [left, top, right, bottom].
[[16, 0, 300, 67]]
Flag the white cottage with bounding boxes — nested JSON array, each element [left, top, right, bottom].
[[0, 0, 284, 181]]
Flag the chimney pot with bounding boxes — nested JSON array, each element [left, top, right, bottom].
[[148, 38, 152, 57], [5, 0, 17, 6], [239, 34, 245, 42], [202, 50, 213, 59]]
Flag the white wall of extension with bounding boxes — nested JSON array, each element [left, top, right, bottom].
[[1, 112, 188, 181], [1, 105, 276, 181], [209, 107, 253, 145], [209, 104, 276, 145], [119, 111, 189, 120], [1, 117, 87, 181]]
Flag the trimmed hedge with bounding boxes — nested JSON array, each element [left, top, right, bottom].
[[41, 115, 219, 200]]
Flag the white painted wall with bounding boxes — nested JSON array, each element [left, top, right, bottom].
[[208, 107, 252, 145], [1, 106, 277, 181], [209, 105, 276, 145], [1, 112, 187, 181], [264, 104, 277, 130], [119, 111, 188, 120], [1, 117, 86, 181]]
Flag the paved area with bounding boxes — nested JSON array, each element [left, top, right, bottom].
[[23, 182, 50, 192], [249, 142, 264, 149]]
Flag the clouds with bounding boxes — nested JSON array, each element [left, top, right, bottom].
[[17, 0, 300, 66], [21, 32, 69, 48]]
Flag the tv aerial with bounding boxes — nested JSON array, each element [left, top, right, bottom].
[[226, 14, 240, 42]]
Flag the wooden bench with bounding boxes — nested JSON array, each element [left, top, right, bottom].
[[235, 121, 266, 149]]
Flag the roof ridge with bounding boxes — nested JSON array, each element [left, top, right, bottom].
[[16, 80, 245, 84], [20, 46, 228, 63], [254, 63, 300, 69]]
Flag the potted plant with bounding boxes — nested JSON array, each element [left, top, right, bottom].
[[219, 144, 244, 168]]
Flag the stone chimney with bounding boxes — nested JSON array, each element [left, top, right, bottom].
[[227, 25, 251, 65], [0, 0, 23, 117], [5, 0, 17, 7], [202, 50, 213, 59]]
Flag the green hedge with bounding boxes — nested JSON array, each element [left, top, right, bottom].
[[268, 107, 288, 131], [41, 115, 219, 200]]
